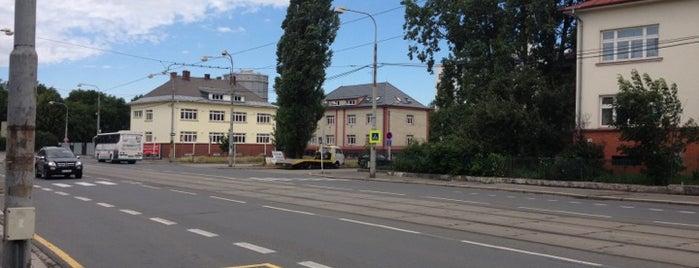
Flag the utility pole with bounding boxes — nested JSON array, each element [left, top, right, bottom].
[[3, 1, 37, 267]]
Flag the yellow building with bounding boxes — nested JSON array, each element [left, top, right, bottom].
[[128, 70, 277, 158], [312, 82, 431, 158]]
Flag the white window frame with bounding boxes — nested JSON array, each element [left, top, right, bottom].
[[325, 135, 335, 145], [366, 114, 373, 125], [145, 131, 153, 142], [600, 96, 616, 127], [145, 110, 153, 121], [180, 108, 197, 120], [257, 113, 272, 124], [347, 99, 356, 105], [209, 132, 225, 143], [209, 110, 225, 121], [327, 115, 335, 125], [211, 94, 224, 100], [233, 112, 246, 123], [406, 135, 415, 145], [133, 110, 143, 119], [256, 133, 270, 144], [347, 135, 356, 145], [180, 131, 197, 142], [233, 133, 246, 143], [407, 114, 414, 125], [601, 25, 659, 62], [347, 114, 356, 125]]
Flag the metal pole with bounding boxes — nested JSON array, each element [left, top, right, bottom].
[[170, 73, 176, 162], [64, 105, 69, 145], [223, 51, 235, 167], [3, 0, 37, 266], [335, 7, 378, 178]]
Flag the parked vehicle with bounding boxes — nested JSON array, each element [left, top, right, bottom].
[[358, 154, 392, 169], [35, 146, 83, 179], [276, 145, 345, 169]]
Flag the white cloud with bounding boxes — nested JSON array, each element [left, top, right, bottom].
[[0, 0, 288, 66], [217, 26, 246, 33]]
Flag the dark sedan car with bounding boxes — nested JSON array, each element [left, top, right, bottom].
[[358, 154, 392, 169], [35, 146, 83, 179]]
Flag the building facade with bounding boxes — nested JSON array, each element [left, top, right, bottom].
[[564, 0, 699, 168], [311, 82, 431, 158], [128, 70, 277, 158]]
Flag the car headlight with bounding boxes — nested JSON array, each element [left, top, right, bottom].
[[76, 161, 82, 166], [48, 161, 56, 167]]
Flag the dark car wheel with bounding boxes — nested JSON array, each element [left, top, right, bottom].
[[35, 165, 41, 178], [42, 169, 51, 179], [75, 172, 83, 179]]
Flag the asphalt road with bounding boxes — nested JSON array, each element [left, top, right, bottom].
[[13, 160, 699, 267]]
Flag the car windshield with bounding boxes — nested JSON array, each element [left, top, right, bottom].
[[47, 150, 75, 158]]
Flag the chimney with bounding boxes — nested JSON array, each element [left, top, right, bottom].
[[182, 70, 190, 81], [204, 73, 211, 80], [170, 72, 177, 79]]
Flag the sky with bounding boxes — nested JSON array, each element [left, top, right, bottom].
[[0, 0, 440, 107]]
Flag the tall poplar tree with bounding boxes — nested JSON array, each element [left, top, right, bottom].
[[403, 0, 580, 156], [274, 0, 339, 158]]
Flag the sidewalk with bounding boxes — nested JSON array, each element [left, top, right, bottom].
[[313, 169, 699, 206]]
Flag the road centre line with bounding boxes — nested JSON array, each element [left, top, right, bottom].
[[359, 189, 405, 196], [519, 207, 612, 218], [75, 182, 96, 186], [74, 196, 91, 201], [54, 191, 69, 196], [298, 261, 333, 268], [95, 181, 117, 185], [620, 206, 635, 209], [140, 184, 161, 190], [52, 183, 72, 188], [307, 184, 354, 191], [424, 196, 490, 205], [340, 218, 421, 234], [679, 210, 696, 214], [649, 208, 664, 212], [150, 217, 177, 226], [263, 206, 315, 216], [210, 196, 247, 203], [654, 221, 699, 228], [120, 209, 142, 215], [461, 239, 602, 267], [233, 242, 276, 254], [188, 229, 219, 237], [42, 188, 53, 192], [97, 203, 115, 208], [171, 189, 197, 195]]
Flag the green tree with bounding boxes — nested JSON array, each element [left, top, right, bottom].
[[273, 0, 339, 158], [403, 0, 579, 157], [612, 70, 699, 185], [37, 84, 64, 148]]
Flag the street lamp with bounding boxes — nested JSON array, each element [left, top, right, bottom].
[[49, 100, 69, 147], [77, 83, 101, 135], [1, 28, 12, 36], [335, 6, 379, 178], [202, 50, 236, 167]]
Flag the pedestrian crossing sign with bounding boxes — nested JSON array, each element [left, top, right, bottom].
[[369, 130, 381, 144]]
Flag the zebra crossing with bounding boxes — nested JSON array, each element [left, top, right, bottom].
[[38, 180, 118, 189], [247, 177, 348, 182]]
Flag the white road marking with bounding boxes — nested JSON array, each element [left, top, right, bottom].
[[150, 217, 177, 226], [97, 203, 115, 208], [263, 206, 315, 215], [140, 185, 161, 190], [209, 196, 247, 203], [340, 218, 421, 234], [42, 188, 53, 192], [526, 197, 536, 200], [488, 194, 497, 197], [120, 209, 142, 215], [95, 181, 117, 185], [424, 196, 490, 205], [52, 183, 72, 188], [569, 201, 581, 204], [74, 196, 91, 201], [547, 199, 559, 202], [187, 229, 218, 237], [620, 206, 635, 209], [679, 210, 696, 214], [75, 182, 96, 186], [594, 203, 607, 206], [519, 207, 612, 218], [461, 240, 602, 267], [654, 221, 699, 228], [649, 208, 664, 212], [469, 192, 479, 195], [54, 191, 69, 196], [233, 242, 276, 254], [171, 189, 196, 195], [299, 261, 333, 268], [359, 190, 405, 196], [307, 185, 354, 191]]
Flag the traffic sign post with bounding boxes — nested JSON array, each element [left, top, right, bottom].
[[369, 130, 381, 144], [386, 132, 392, 160]]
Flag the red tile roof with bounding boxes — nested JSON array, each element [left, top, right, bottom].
[[562, 0, 643, 11]]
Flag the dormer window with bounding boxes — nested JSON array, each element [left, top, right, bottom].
[[329, 100, 340, 106], [347, 99, 356, 105], [234, 95, 244, 102], [211, 94, 224, 100]]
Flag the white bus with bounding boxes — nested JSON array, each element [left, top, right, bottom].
[[94, 131, 144, 163]]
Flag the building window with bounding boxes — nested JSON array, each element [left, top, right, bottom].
[[133, 110, 143, 119], [145, 110, 153, 121], [181, 109, 197, 120], [233, 112, 246, 123], [256, 133, 270, 143], [257, 113, 272, 124], [407, 115, 414, 125], [327, 115, 335, 125], [329, 100, 340, 106], [233, 133, 246, 143], [347, 114, 356, 125], [407, 135, 415, 145], [347, 99, 356, 105], [209, 132, 225, 143], [233, 95, 244, 102], [145, 131, 153, 142], [209, 110, 225, 121], [180, 131, 197, 142], [325, 135, 335, 145], [600, 96, 615, 126], [347, 135, 356, 145], [211, 94, 224, 100], [366, 114, 373, 124], [601, 25, 659, 62]]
